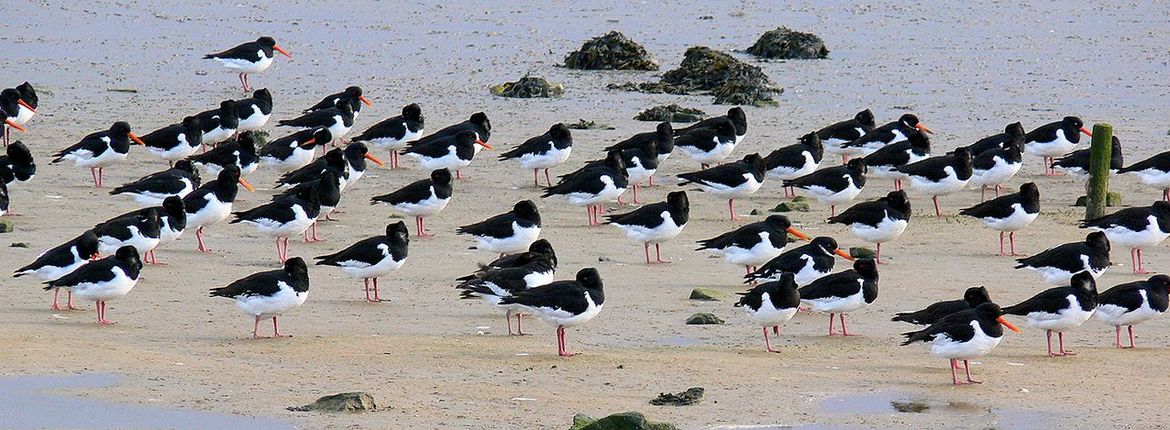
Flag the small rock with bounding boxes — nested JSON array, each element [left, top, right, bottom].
[[571, 413, 597, 430], [1073, 192, 1122, 207], [0, 219, 13, 233], [634, 104, 706, 123], [849, 247, 876, 259], [287, 392, 376, 413], [698, 15, 714, 20], [598, 256, 612, 262], [688, 288, 722, 301], [649, 387, 704, 406], [10, 242, 28, 248], [578, 412, 678, 430], [685, 313, 724, 325], [491, 75, 564, 98], [749, 209, 760, 215], [745, 27, 830, 59], [566, 119, 615, 130], [564, 31, 659, 71], [251, 130, 270, 147], [771, 200, 809, 213]]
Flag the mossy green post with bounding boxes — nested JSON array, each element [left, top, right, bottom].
[[1086, 123, 1114, 219]]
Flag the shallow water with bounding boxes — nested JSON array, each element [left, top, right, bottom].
[[820, 391, 1055, 429]]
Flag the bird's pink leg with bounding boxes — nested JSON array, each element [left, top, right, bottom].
[[50, 289, 62, 311], [644, 242, 651, 264], [830, 205, 836, 217], [827, 313, 836, 336], [515, 313, 528, 336], [253, 315, 262, 339], [772, 325, 779, 335], [372, 278, 382, 302], [950, 359, 960, 385], [632, 184, 641, 204], [964, 360, 982, 384], [655, 243, 670, 264], [1136, 249, 1149, 274], [840, 313, 860, 336], [932, 196, 941, 217], [416, 216, 433, 237], [67, 291, 78, 310], [544, 169, 552, 187], [875, 243, 884, 264], [1009, 232, 1019, 256], [557, 325, 578, 357], [980, 185, 986, 202], [533, 170, 539, 187], [196, 227, 212, 253], [763, 327, 781, 353], [91, 168, 99, 187], [728, 199, 739, 221], [998, 231, 1006, 256], [995, 184, 1002, 197], [1127, 325, 1136, 349], [1058, 332, 1074, 355], [276, 239, 284, 263], [364, 278, 372, 302], [97, 301, 115, 325], [272, 316, 288, 337], [1046, 330, 1055, 357], [1115, 326, 1122, 349]]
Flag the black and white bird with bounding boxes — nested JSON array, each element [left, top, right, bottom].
[[862, 131, 930, 191], [0, 181, 6, 217], [315, 221, 410, 303], [677, 153, 765, 221], [210, 257, 309, 338], [194, 100, 240, 147], [351, 103, 425, 169], [605, 191, 689, 264], [0, 141, 36, 213], [110, 161, 201, 207], [1081, 200, 1170, 274], [563, 140, 657, 204], [673, 117, 737, 169], [783, 158, 867, 217], [340, 142, 383, 188], [604, 121, 674, 186], [456, 253, 557, 336], [415, 111, 492, 146], [12, 82, 38, 128], [900, 302, 1021, 385], [968, 137, 1023, 201], [827, 190, 911, 263], [897, 147, 973, 217], [143, 196, 186, 265], [14, 231, 101, 311], [697, 215, 807, 274], [499, 123, 574, 187], [798, 258, 879, 336], [892, 286, 992, 325], [746, 236, 855, 286], [964, 122, 1026, 156], [764, 132, 823, 198], [231, 186, 321, 263], [1095, 275, 1170, 349], [498, 267, 605, 357], [1, 87, 35, 146], [92, 210, 161, 260], [1050, 135, 1123, 179], [259, 128, 331, 173], [817, 109, 876, 163], [840, 113, 934, 160], [542, 151, 628, 226], [1025, 116, 1093, 176], [303, 86, 372, 117], [44, 246, 142, 325], [271, 170, 340, 243], [960, 182, 1040, 256], [277, 99, 355, 145], [1119, 150, 1170, 202], [401, 130, 490, 180], [276, 147, 348, 190], [675, 106, 748, 146], [457, 200, 542, 256], [235, 88, 274, 131], [456, 239, 558, 282], [140, 116, 203, 165], [203, 36, 292, 92], [370, 168, 453, 237], [1015, 231, 1110, 285], [51, 121, 144, 187], [735, 272, 801, 353], [183, 165, 254, 253], [1003, 272, 1099, 357], [187, 130, 259, 177]]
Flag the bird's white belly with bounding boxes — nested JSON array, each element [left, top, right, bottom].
[[245, 206, 315, 238], [745, 294, 798, 327], [477, 224, 541, 254], [850, 217, 908, 244], [71, 268, 138, 302], [981, 204, 1037, 232], [693, 174, 762, 199], [338, 255, 407, 279], [519, 145, 572, 170], [235, 284, 307, 318], [908, 170, 967, 197], [1024, 296, 1095, 331], [802, 289, 868, 314], [187, 196, 232, 228], [930, 321, 1003, 360], [1097, 219, 1170, 249], [392, 194, 450, 217], [215, 53, 273, 74], [613, 212, 684, 244]]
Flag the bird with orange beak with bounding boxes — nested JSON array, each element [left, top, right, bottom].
[[0, 88, 35, 146], [1024, 116, 1094, 176], [203, 36, 292, 92], [901, 302, 1021, 385], [50, 121, 144, 187]]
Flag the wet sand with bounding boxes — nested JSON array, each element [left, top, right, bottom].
[[3, 1, 1170, 428]]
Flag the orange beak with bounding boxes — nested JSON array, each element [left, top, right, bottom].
[[475, 139, 493, 150], [359, 95, 373, 108], [1079, 127, 1093, 137], [129, 132, 145, 145], [17, 99, 35, 113], [3, 119, 25, 132], [915, 124, 934, 135], [364, 153, 384, 167], [786, 227, 811, 242], [834, 249, 855, 261], [301, 138, 316, 147], [238, 177, 256, 192], [273, 45, 292, 59], [996, 316, 1022, 333]]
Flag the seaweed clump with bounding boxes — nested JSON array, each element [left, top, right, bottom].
[[564, 31, 659, 71], [745, 27, 829, 59], [614, 46, 781, 106], [490, 75, 564, 98], [634, 105, 706, 123]]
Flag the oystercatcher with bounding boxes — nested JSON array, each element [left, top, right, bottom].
[[840, 113, 933, 160], [677, 153, 765, 221], [13, 231, 101, 310], [1081, 200, 1170, 274], [745, 236, 854, 286], [817, 109, 875, 163], [187, 130, 258, 177], [735, 272, 801, 353], [110, 160, 200, 207], [0, 141, 36, 211], [901, 302, 1020, 385], [968, 137, 1023, 201], [277, 99, 355, 145], [235, 88, 273, 131], [401, 130, 491, 180], [92, 210, 161, 259], [499, 123, 574, 187], [498, 267, 605, 357], [798, 258, 879, 336], [277, 147, 348, 190], [827, 190, 911, 263], [370, 168, 453, 237], [783, 158, 867, 217], [674, 117, 737, 169], [259, 128, 330, 173], [340, 142, 383, 189], [351, 103, 424, 169], [304, 86, 372, 117], [456, 253, 557, 335], [1119, 149, 1170, 202], [1050, 135, 1123, 179], [210, 257, 309, 338], [51, 121, 143, 187], [563, 140, 657, 204], [697, 215, 808, 274], [897, 147, 973, 217], [457, 239, 558, 281], [182, 165, 254, 253], [0, 88, 34, 146], [144, 196, 186, 265], [893, 286, 992, 325], [457, 200, 542, 255], [140, 116, 203, 165], [1025, 116, 1092, 176], [960, 182, 1040, 256], [44, 246, 142, 325], [315, 221, 410, 302], [764, 132, 823, 198], [675, 107, 747, 145], [204, 36, 292, 92], [1004, 272, 1098, 357], [605, 191, 689, 264], [194, 100, 240, 147], [965, 122, 1026, 156], [13, 82, 38, 125], [411, 112, 492, 159], [862, 131, 929, 191], [542, 151, 628, 226], [1096, 275, 1170, 348], [231, 185, 321, 263], [272, 170, 340, 242], [604, 121, 674, 185], [0, 181, 6, 217], [1015, 231, 1110, 285]]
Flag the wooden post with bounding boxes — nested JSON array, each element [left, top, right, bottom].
[[1086, 123, 1113, 219]]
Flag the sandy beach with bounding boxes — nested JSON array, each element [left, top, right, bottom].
[[3, 1, 1170, 428]]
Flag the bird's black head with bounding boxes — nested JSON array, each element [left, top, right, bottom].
[[237, 130, 257, 151], [604, 150, 627, 172], [853, 258, 878, 279], [0, 88, 21, 106], [344, 141, 369, 160], [162, 196, 185, 218], [1111, 136, 1122, 153], [256, 36, 277, 47], [309, 128, 333, 147], [965, 286, 991, 305], [1019, 182, 1039, 201], [714, 118, 736, 137], [855, 109, 876, 127], [1062, 116, 1084, 130], [454, 130, 478, 147], [1004, 134, 1023, 153], [249, 88, 271, 103], [139, 209, 161, 227], [218, 164, 242, 183], [109, 121, 133, 136], [7, 140, 33, 164], [218, 99, 237, 114], [549, 123, 572, 142], [973, 302, 1005, 318], [575, 267, 603, 291], [1006, 122, 1025, 137], [469, 112, 492, 134], [666, 190, 689, 211], [344, 86, 363, 98], [846, 158, 868, 175], [763, 214, 792, 232], [114, 245, 142, 266], [1147, 275, 1170, 293], [1151, 200, 1170, 217], [402, 103, 423, 121], [1085, 231, 1110, 253], [16, 82, 37, 105], [799, 131, 823, 152], [810, 236, 839, 254], [1070, 271, 1097, 295], [336, 100, 355, 115], [654, 122, 674, 152], [513, 199, 540, 220], [322, 148, 345, 167], [297, 184, 320, 206], [283, 256, 309, 277], [181, 115, 202, 132], [638, 138, 658, 159], [431, 168, 453, 186], [78, 231, 101, 260], [907, 130, 931, 152], [899, 114, 920, 127], [386, 220, 409, 240], [952, 147, 972, 167], [884, 190, 911, 213], [777, 271, 798, 290], [726, 107, 747, 132], [655, 121, 673, 137], [742, 153, 766, 174], [530, 238, 555, 257]]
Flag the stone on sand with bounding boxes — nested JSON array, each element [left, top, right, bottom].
[[288, 392, 377, 412], [685, 313, 724, 325], [573, 411, 679, 430], [688, 288, 723, 301], [746, 27, 830, 59]]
